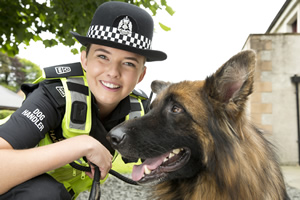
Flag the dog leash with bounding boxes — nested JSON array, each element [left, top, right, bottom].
[[88, 167, 139, 200], [89, 166, 101, 200], [69, 162, 139, 199]]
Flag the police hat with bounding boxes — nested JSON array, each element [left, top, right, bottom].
[[70, 1, 167, 62]]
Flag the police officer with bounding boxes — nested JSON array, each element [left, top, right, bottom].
[[0, 2, 167, 199]]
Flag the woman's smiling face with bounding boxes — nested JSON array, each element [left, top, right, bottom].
[[81, 44, 146, 111]]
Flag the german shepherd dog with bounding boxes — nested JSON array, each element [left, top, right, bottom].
[[107, 50, 290, 200]]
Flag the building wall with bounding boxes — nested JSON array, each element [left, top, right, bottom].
[[242, 33, 300, 165]]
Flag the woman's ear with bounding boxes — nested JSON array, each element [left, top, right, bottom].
[[81, 50, 88, 71]]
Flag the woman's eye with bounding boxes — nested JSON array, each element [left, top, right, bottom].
[[171, 105, 183, 113], [124, 62, 136, 67], [98, 55, 107, 60]]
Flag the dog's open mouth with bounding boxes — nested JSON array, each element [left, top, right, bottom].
[[131, 147, 191, 184]]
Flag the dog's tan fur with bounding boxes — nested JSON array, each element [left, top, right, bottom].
[[108, 50, 289, 200]]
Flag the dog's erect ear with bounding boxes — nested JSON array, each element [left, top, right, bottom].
[[151, 80, 171, 94], [204, 50, 256, 104]]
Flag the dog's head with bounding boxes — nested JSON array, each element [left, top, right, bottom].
[[107, 50, 256, 185]]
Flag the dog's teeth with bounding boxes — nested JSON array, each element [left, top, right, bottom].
[[163, 157, 169, 162], [169, 152, 175, 158], [173, 149, 181, 154], [144, 166, 152, 175]]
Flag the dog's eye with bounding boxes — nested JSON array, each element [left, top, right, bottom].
[[171, 105, 183, 113]]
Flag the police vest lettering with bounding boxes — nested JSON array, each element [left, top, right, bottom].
[[21, 108, 45, 131]]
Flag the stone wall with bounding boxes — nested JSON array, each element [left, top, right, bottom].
[[243, 33, 300, 165]]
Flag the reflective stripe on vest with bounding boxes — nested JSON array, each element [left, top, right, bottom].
[[61, 77, 92, 137], [126, 95, 145, 120]]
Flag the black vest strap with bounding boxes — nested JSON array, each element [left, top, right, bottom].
[[66, 82, 89, 95]]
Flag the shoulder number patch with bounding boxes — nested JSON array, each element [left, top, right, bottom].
[[55, 66, 71, 74]]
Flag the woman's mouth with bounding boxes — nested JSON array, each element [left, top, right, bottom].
[[101, 80, 121, 89]]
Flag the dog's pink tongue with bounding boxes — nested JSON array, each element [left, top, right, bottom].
[[132, 152, 169, 181]]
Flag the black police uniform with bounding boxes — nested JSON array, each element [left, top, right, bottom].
[[0, 79, 135, 200]]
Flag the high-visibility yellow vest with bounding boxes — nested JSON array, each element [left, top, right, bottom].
[[6, 62, 147, 199]]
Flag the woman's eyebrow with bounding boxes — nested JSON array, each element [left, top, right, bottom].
[[94, 48, 141, 64], [94, 48, 111, 54], [125, 57, 140, 64]]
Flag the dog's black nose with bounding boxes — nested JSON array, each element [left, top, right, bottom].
[[107, 127, 127, 147]]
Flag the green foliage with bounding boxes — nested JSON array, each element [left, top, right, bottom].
[[159, 22, 171, 31], [0, 110, 14, 120], [0, 52, 10, 84], [0, 0, 174, 56], [19, 58, 43, 83], [0, 52, 42, 91]]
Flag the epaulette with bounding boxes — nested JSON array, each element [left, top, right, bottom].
[[31, 62, 84, 109], [132, 89, 148, 100], [43, 62, 83, 78]]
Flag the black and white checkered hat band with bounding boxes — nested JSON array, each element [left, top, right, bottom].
[[87, 25, 152, 50]]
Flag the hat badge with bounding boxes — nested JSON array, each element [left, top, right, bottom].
[[118, 16, 132, 35]]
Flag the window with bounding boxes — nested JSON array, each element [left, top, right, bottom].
[[292, 19, 297, 33]]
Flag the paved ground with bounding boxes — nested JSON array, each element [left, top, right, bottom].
[[282, 165, 300, 200], [77, 174, 150, 200], [282, 166, 300, 190], [77, 166, 300, 200]]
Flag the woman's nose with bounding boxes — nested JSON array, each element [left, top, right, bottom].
[[106, 64, 121, 78]]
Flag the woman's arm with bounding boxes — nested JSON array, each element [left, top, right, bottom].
[[0, 135, 112, 195]]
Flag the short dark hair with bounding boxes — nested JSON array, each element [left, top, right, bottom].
[[85, 44, 91, 57]]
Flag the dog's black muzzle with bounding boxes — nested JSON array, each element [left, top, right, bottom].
[[107, 126, 127, 149], [107, 125, 140, 163]]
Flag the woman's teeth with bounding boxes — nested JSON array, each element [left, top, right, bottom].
[[101, 81, 120, 89]]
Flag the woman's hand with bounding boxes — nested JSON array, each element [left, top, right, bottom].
[[83, 136, 113, 180]]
